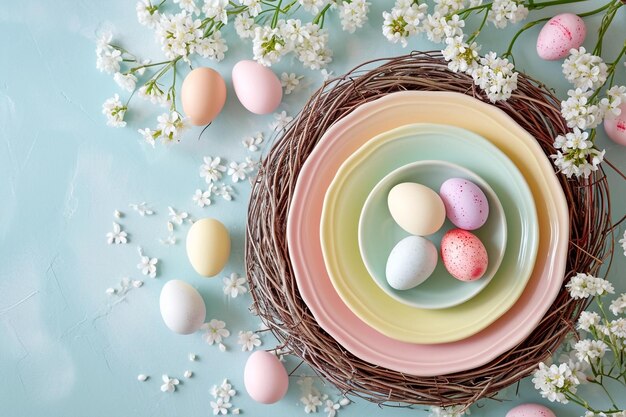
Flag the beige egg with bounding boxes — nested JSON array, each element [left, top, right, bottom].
[[181, 67, 227, 126], [388, 182, 446, 236], [186, 218, 230, 277]]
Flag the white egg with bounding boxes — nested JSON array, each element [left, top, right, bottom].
[[386, 236, 438, 290], [159, 280, 206, 335]]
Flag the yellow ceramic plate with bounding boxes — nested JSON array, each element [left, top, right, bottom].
[[320, 124, 539, 343]]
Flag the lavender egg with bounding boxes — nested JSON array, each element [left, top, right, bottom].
[[439, 178, 489, 230]]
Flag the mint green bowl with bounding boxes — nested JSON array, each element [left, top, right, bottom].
[[359, 160, 507, 309]]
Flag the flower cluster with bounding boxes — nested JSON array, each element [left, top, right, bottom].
[[552, 46, 625, 178], [381, 1, 520, 103], [96, 0, 371, 143], [533, 273, 626, 416]]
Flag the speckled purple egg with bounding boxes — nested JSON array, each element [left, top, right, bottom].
[[439, 178, 489, 230]]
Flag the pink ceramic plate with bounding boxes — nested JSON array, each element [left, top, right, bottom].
[[287, 91, 569, 376]]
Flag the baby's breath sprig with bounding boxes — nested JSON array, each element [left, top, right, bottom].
[[96, 0, 371, 145]]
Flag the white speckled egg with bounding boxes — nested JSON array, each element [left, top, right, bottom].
[[159, 280, 206, 335], [536, 13, 586, 60], [388, 182, 446, 236], [244, 351, 289, 404], [441, 229, 488, 282], [186, 218, 230, 277], [604, 103, 626, 146], [386, 236, 438, 290], [506, 403, 556, 417], [439, 178, 489, 230], [232, 60, 282, 115]]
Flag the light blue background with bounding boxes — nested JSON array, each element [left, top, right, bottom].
[[1, 1, 624, 416]]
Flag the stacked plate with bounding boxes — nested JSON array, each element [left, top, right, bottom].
[[287, 91, 569, 376]]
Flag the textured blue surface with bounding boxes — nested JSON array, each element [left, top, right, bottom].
[[0, 1, 624, 416]]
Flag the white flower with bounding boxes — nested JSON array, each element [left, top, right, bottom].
[[192, 188, 212, 207], [160, 375, 180, 393], [293, 22, 333, 70], [612, 293, 626, 316], [607, 318, 626, 338], [281, 72, 303, 95], [168, 207, 189, 225], [566, 273, 614, 299], [242, 132, 264, 151], [321, 68, 333, 81], [244, 156, 257, 173], [433, 0, 465, 15], [174, 0, 200, 14], [443, 36, 480, 74], [223, 273, 247, 298], [227, 161, 248, 183], [157, 111, 187, 142], [129, 202, 154, 216], [382, 1, 427, 48], [339, 0, 370, 33], [324, 399, 340, 417], [202, 319, 230, 345], [237, 330, 261, 351], [532, 362, 580, 404], [138, 83, 170, 107], [113, 72, 137, 92], [574, 339, 608, 363], [472, 51, 518, 102], [301, 393, 323, 413], [429, 405, 469, 417], [193, 31, 228, 61], [138, 128, 158, 147], [487, 0, 529, 29], [270, 111, 293, 131], [298, 0, 331, 14], [210, 397, 231, 415], [563, 47, 608, 92], [155, 11, 203, 61], [241, 0, 262, 16], [137, 0, 160, 27], [106, 222, 128, 244], [96, 31, 113, 53], [600, 85, 626, 119], [561, 88, 603, 130], [96, 45, 123, 74], [234, 13, 256, 38], [203, 0, 229, 23], [137, 251, 158, 278], [213, 183, 234, 201], [200, 156, 227, 183], [577, 311, 602, 332], [102, 94, 127, 127], [211, 378, 236, 401], [252, 25, 288, 66]]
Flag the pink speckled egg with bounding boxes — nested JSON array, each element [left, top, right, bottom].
[[244, 350, 289, 404], [506, 403, 556, 417], [536, 13, 586, 60], [232, 60, 283, 115], [439, 178, 489, 230], [441, 229, 488, 282], [604, 103, 626, 146]]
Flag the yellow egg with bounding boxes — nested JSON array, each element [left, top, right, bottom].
[[186, 218, 230, 277], [387, 182, 445, 236], [180, 67, 227, 126]]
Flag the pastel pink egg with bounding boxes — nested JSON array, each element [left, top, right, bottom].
[[536, 13, 586, 60], [604, 103, 626, 146], [506, 403, 556, 417], [441, 229, 488, 282], [439, 178, 489, 230], [232, 60, 283, 115], [244, 350, 289, 404]]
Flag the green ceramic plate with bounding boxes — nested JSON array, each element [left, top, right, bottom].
[[320, 123, 539, 344], [359, 160, 507, 309]]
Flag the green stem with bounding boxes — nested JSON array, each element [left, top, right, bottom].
[[313, 3, 332, 26], [527, 0, 589, 10], [468, 9, 490, 42], [130, 60, 171, 73], [270, 0, 282, 28], [593, 1, 622, 56], [589, 42, 626, 101]]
